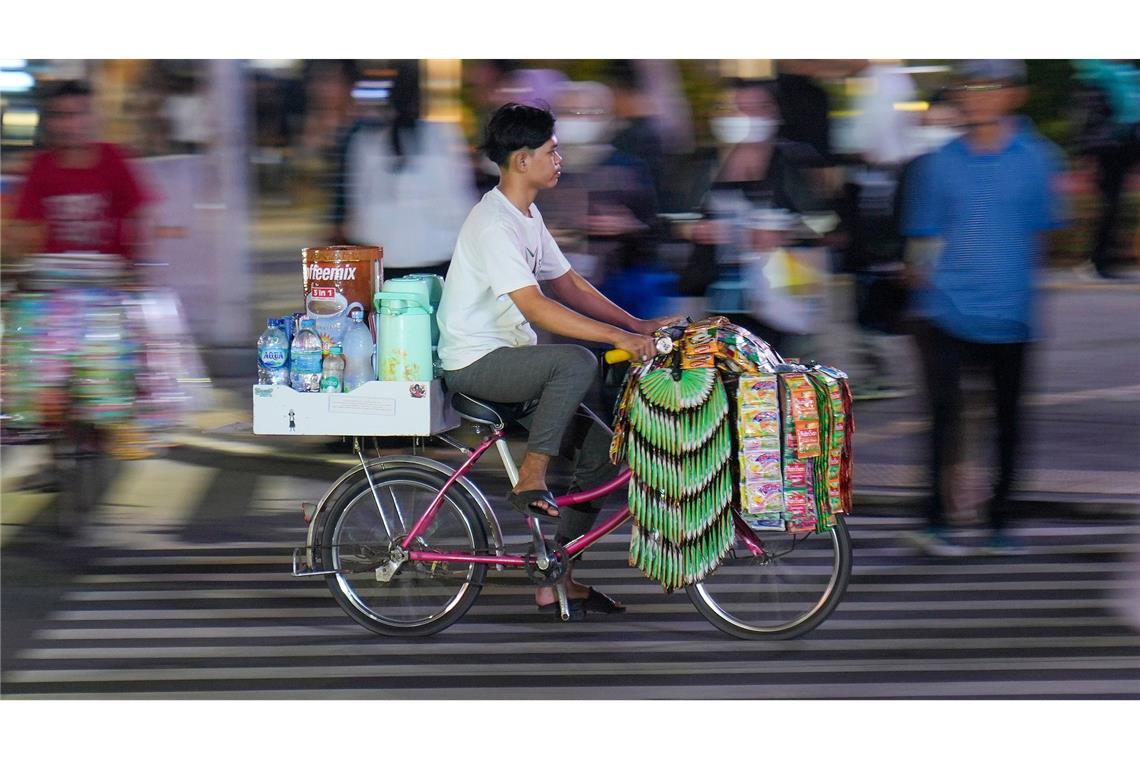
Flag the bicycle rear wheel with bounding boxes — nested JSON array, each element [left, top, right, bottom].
[[686, 515, 852, 640], [320, 466, 488, 637]]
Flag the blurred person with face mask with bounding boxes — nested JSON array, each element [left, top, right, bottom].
[[338, 61, 477, 279], [677, 78, 823, 355], [541, 81, 664, 309], [542, 81, 670, 421], [7, 80, 154, 266], [901, 60, 1065, 557]]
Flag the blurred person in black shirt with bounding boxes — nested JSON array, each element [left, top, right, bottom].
[[603, 60, 666, 208], [775, 60, 834, 162], [676, 78, 823, 354]]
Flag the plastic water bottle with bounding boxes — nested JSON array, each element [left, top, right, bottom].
[[290, 318, 324, 392], [320, 345, 345, 393], [341, 310, 375, 392], [257, 318, 291, 386]]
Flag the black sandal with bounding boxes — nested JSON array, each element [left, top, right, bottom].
[[580, 587, 626, 614], [506, 489, 560, 519]]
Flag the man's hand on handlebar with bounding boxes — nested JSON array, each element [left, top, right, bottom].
[[612, 331, 659, 364]]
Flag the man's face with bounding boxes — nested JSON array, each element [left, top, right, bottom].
[[44, 94, 94, 149], [524, 137, 562, 189], [953, 80, 1025, 129]]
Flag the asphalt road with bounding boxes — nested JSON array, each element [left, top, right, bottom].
[[3, 446, 1138, 699]]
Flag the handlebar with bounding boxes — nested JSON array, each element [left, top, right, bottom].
[[603, 319, 691, 365], [604, 349, 633, 365], [604, 335, 677, 365]]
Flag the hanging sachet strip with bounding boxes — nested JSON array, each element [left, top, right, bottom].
[[736, 373, 785, 529], [625, 367, 734, 590], [782, 372, 822, 459]]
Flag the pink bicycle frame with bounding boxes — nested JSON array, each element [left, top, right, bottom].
[[401, 429, 766, 567]]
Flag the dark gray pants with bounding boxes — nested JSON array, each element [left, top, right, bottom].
[[442, 344, 619, 544]]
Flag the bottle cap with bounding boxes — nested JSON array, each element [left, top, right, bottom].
[[350, 309, 364, 320], [301, 318, 315, 328], [329, 345, 342, 355]]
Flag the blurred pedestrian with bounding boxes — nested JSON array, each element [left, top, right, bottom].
[[7, 80, 154, 266], [677, 78, 823, 355], [839, 62, 922, 400], [902, 60, 1065, 557], [542, 81, 665, 310], [5, 79, 157, 491], [542, 80, 669, 419], [162, 73, 212, 155], [1070, 59, 1140, 279], [302, 60, 363, 237], [775, 60, 835, 163], [338, 61, 476, 279], [603, 60, 667, 208]]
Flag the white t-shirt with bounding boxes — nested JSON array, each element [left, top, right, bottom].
[[437, 187, 571, 370]]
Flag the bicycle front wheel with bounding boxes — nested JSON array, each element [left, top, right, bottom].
[[686, 514, 852, 640], [320, 466, 489, 637]]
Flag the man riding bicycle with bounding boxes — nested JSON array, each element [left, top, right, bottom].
[[437, 102, 677, 618]]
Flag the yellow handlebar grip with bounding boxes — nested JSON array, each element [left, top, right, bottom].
[[604, 349, 633, 364]]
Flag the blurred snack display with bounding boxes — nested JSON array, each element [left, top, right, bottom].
[[1, 254, 191, 458]]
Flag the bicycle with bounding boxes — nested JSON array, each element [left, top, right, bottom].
[[291, 349, 853, 641]]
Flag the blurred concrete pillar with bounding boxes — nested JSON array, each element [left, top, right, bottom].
[[201, 59, 252, 348]]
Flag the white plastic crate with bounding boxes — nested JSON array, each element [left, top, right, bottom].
[[252, 379, 458, 436]]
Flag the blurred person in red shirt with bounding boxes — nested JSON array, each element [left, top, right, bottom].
[[7, 80, 153, 265]]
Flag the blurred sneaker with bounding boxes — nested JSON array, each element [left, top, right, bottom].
[[1073, 262, 1100, 281], [906, 527, 972, 558], [983, 530, 1028, 556], [1074, 262, 1137, 282]]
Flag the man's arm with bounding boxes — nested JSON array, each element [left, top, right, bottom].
[[545, 269, 639, 331], [509, 284, 656, 359], [544, 269, 683, 335]]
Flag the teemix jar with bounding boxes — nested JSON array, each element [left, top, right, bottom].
[[301, 245, 383, 352]]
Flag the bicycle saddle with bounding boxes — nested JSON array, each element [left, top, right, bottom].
[[450, 394, 538, 428]]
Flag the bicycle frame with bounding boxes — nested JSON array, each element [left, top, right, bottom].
[[396, 428, 767, 568]]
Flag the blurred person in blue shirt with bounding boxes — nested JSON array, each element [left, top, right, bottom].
[[901, 60, 1065, 557]]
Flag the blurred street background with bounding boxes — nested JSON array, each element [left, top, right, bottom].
[[2, 57, 1138, 698]]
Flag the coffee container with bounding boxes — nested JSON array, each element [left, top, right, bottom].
[[301, 246, 383, 353]]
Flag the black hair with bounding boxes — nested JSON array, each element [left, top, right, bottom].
[[388, 60, 421, 169], [44, 79, 93, 102], [480, 102, 555, 167], [603, 60, 642, 92]]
